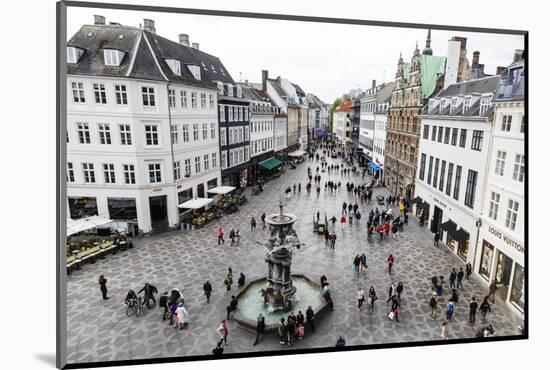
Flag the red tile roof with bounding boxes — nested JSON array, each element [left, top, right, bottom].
[[335, 101, 353, 112]]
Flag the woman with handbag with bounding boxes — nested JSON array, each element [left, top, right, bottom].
[[368, 287, 377, 312]]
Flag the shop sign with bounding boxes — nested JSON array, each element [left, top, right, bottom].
[[433, 197, 447, 209], [488, 226, 524, 254]]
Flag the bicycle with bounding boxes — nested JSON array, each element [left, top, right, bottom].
[[125, 298, 143, 317]]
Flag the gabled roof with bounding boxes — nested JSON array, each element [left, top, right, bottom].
[[494, 60, 524, 102], [335, 101, 353, 112], [268, 79, 288, 98], [435, 75, 499, 98], [292, 83, 306, 96], [375, 82, 395, 104]]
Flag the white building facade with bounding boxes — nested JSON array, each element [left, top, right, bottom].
[[332, 101, 352, 144], [476, 57, 524, 316]]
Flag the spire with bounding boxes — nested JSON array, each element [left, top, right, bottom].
[[422, 29, 433, 55], [414, 40, 420, 55]]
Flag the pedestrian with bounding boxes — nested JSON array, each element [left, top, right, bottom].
[[387, 282, 396, 303], [387, 254, 394, 275], [286, 314, 295, 346], [203, 280, 212, 303], [449, 268, 457, 288], [217, 227, 225, 245], [340, 215, 346, 230], [324, 227, 330, 247], [226, 295, 238, 320], [457, 268, 464, 289], [330, 216, 337, 226], [224, 268, 233, 291], [335, 336, 346, 347], [316, 210, 320, 223], [353, 255, 361, 275], [306, 305, 316, 333], [330, 233, 337, 249], [342, 202, 347, 215], [238, 272, 246, 288], [465, 262, 472, 280], [450, 288, 459, 304], [434, 232, 440, 247], [429, 292, 438, 318], [440, 321, 449, 340], [175, 302, 189, 330], [479, 296, 492, 322], [384, 222, 390, 239], [298, 183, 301, 193], [389, 297, 400, 322], [217, 321, 227, 345], [98, 275, 109, 300], [250, 217, 256, 231], [469, 296, 478, 323], [359, 253, 367, 272], [293, 184, 296, 194], [391, 223, 399, 240], [278, 318, 286, 344], [446, 300, 455, 320], [488, 279, 497, 303], [235, 229, 241, 245], [357, 287, 365, 311], [253, 313, 266, 345], [348, 213, 353, 225], [212, 340, 224, 356], [368, 287, 377, 312], [261, 213, 266, 230], [296, 311, 305, 340], [396, 281, 404, 301], [229, 228, 235, 246], [355, 211, 361, 225]]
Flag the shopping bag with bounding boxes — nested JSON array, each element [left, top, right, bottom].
[[388, 311, 395, 320], [352, 264, 356, 272]]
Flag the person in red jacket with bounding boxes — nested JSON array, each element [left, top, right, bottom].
[[387, 254, 395, 275], [217, 227, 225, 245], [384, 222, 390, 238], [340, 215, 346, 230]]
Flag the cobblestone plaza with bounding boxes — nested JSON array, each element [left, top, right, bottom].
[[66, 157, 523, 364]]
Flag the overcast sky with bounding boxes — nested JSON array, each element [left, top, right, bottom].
[[67, 6, 524, 103]]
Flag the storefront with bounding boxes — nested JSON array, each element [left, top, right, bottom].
[[68, 197, 98, 219]]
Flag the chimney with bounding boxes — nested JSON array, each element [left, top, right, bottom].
[[93, 15, 105, 25], [472, 51, 480, 66], [191, 42, 199, 50], [245, 79, 249, 86], [444, 39, 461, 88], [371, 79, 376, 89], [513, 49, 524, 63], [496, 66, 507, 75], [478, 64, 485, 74], [143, 19, 156, 34], [178, 34, 190, 47], [451, 36, 468, 50], [262, 70, 268, 91]]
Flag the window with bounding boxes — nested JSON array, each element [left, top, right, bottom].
[[204, 154, 209, 171], [459, 129, 467, 148], [446, 163, 454, 196], [98, 123, 111, 144], [520, 116, 525, 133], [71, 82, 85, 103], [193, 124, 199, 141], [463, 96, 471, 113], [423, 125, 430, 140], [194, 156, 201, 173], [180, 90, 187, 108], [451, 98, 457, 112], [437, 126, 443, 142], [220, 128, 226, 146], [409, 146, 415, 163], [209, 94, 215, 109], [77, 122, 90, 144], [228, 106, 233, 122], [93, 83, 107, 104], [143, 124, 160, 145], [220, 152, 226, 169], [67, 162, 74, 183], [210, 123, 216, 139], [169, 89, 176, 108], [505, 199, 519, 230], [419, 153, 426, 180], [104, 49, 124, 66], [495, 150, 507, 176], [431, 125, 437, 141], [471, 130, 483, 151], [480, 96, 491, 115], [444, 127, 450, 144], [427, 156, 434, 185], [67, 47, 83, 63], [103, 163, 116, 184], [200, 93, 206, 109], [165, 59, 181, 75], [191, 92, 197, 108], [433, 158, 440, 188], [488, 192, 500, 220], [244, 126, 249, 141], [148, 163, 162, 183], [82, 163, 95, 183], [453, 165, 462, 200], [114, 85, 127, 105], [187, 65, 201, 80], [513, 154, 525, 182], [439, 160, 446, 191], [244, 107, 249, 121], [202, 123, 208, 140], [464, 169, 478, 208], [451, 128, 458, 146], [182, 125, 189, 142], [212, 153, 217, 168], [171, 125, 178, 144], [184, 159, 191, 176], [501, 115, 512, 132], [123, 164, 135, 184], [220, 105, 225, 122], [142, 87, 155, 106], [174, 161, 181, 181]]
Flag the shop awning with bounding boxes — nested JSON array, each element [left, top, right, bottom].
[[417, 201, 430, 210], [67, 216, 113, 236], [258, 157, 282, 170], [440, 219, 457, 232], [288, 150, 306, 157], [207, 186, 236, 195], [177, 198, 214, 209], [410, 196, 423, 204], [367, 162, 383, 171], [452, 228, 469, 241]]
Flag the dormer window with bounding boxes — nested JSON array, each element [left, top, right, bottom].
[[165, 59, 181, 76], [216, 81, 223, 95], [439, 100, 445, 114], [451, 98, 457, 113], [67, 46, 84, 64], [480, 95, 492, 115], [187, 65, 201, 80], [463, 96, 471, 113], [225, 84, 233, 97], [236, 86, 242, 98], [103, 49, 125, 66]]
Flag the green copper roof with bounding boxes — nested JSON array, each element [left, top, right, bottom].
[[420, 55, 446, 98], [402, 62, 410, 87]]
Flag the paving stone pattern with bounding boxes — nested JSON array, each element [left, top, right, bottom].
[[66, 155, 523, 364]]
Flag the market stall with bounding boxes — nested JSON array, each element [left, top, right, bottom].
[[207, 186, 244, 214], [178, 197, 215, 228], [258, 157, 283, 182], [288, 150, 306, 164]]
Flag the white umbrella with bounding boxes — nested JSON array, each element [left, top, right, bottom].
[[66, 215, 113, 236]]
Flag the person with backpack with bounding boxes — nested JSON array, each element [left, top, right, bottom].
[[250, 217, 257, 231], [479, 296, 492, 322], [446, 300, 455, 320], [396, 282, 404, 301], [224, 268, 233, 291], [237, 272, 246, 288]]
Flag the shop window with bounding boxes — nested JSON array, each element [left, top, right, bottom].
[[107, 198, 137, 221], [479, 240, 494, 281], [446, 232, 456, 251], [68, 197, 98, 219], [457, 232, 470, 261], [510, 264, 525, 311]]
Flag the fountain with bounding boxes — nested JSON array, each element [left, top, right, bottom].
[[233, 196, 329, 332]]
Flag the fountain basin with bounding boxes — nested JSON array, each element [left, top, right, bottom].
[[233, 274, 329, 333]]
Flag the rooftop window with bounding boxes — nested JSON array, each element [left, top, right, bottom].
[[103, 49, 125, 66], [67, 46, 84, 64], [165, 59, 181, 76], [187, 65, 201, 80]]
